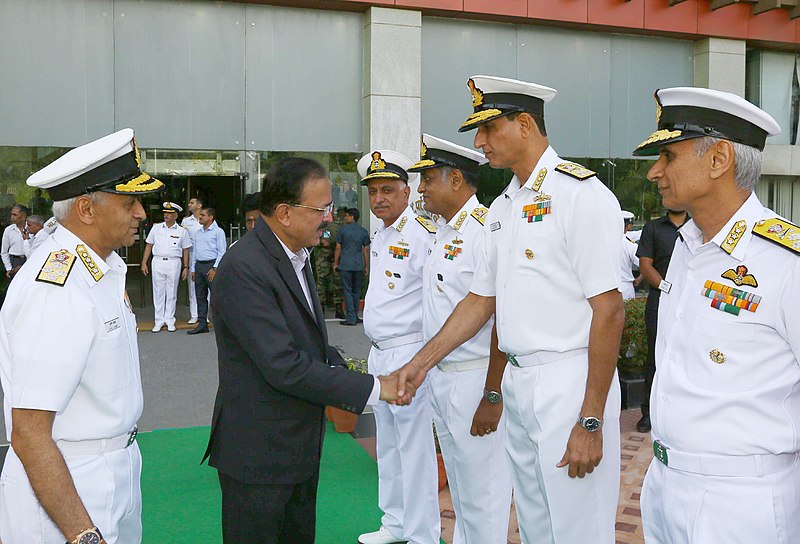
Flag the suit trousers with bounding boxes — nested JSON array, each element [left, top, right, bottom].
[[218, 471, 318, 544], [369, 341, 440, 544], [429, 366, 512, 544], [642, 457, 800, 543], [502, 353, 620, 544], [0, 444, 142, 543], [151, 257, 181, 326], [642, 290, 660, 415], [194, 261, 214, 322]]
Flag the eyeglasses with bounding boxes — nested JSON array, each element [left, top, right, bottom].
[[292, 203, 334, 216]]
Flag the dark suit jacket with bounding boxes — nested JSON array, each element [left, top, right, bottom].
[[203, 218, 374, 485]]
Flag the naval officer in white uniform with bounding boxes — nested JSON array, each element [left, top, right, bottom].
[[632, 87, 800, 543], [410, 134, 512, 543], [357, 150, 440, 544], [0, 128, 163, 544], [141, 202, 192, 332]]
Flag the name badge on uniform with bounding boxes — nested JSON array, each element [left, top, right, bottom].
[[105, 317, 121, 333], [490, 221, 501, 232]]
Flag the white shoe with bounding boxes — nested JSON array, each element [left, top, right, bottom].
[[167, 323, 176, 332], [187, 317, 198, 324], [358, 526, 406, 544], [151, 323, 164, 333]]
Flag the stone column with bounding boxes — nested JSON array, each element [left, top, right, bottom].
[[694, 37, 746, 96]]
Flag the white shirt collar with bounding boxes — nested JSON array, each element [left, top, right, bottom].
[[274, 231, 310, 273]]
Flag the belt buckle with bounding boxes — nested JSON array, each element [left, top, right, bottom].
[[653, 440, 669, 466], [506, 353, 520, 367], [126, 426, 138, 448]]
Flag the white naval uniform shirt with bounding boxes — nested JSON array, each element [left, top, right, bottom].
[[181, 215, 202, 244], [0, 226, 142, 442], [1, 224, 26, 270], [620, 235, 639, 299], [653, 192, 800, 457], [364, 206, 435, 343], [423, 195, 493, 362], [146, 222, 192, 258], [470, 146, 622, 355]]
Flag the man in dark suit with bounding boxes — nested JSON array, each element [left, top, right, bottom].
[[203, 157, 407, 543]]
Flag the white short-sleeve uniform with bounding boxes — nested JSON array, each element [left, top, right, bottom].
[[642, 193, 800, 544], [620, 235, 639, 300], [0, 226, 143, 544], [470, 146, 623, 544], [146, 222, 192, 327], [423, 195, 512, 544], [181, 215, 202, 320], [363, 206, 440, 544]]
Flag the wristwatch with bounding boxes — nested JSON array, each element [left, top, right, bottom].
[[69, 527, 103, 544], [483, 388, 502, 404], [578, 416, 603, 433]]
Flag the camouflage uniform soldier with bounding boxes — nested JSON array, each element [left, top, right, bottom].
[[315, 208, 345, 318]]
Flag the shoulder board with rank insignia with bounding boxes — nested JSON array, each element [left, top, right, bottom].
[[416, 216, 437, 233], [76, 244, 104, 281], [555, 162, 595, 181], [36, 249, 76, 286], [471, 207, 488, 225], [752, 217, 800, 255]]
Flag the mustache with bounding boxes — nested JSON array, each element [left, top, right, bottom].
[[318, 221, 330, 230]]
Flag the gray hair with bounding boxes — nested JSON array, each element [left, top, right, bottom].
[[51, 192, 105, 222], [692, 136, 762, 191], [26, 215, 44, 226]]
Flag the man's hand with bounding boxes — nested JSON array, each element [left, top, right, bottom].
[[180, 267, 187, 281], [393, 361, 429, 405], [556, 424, 603, 478], [140, 262, 149, 276], [378, 374, 416, 402], [191, 271, 195, 281], [470, 397, 503, 437], [208, 268, 217, 282]]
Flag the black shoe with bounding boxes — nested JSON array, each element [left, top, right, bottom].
[[339, 320, 357, 326], [187, 324, 209, 335], [636, 415, 651, 433], [335, 307, 346, 319], [356, 318, 363, 324]]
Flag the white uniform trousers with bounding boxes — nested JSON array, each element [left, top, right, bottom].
[[0, 443, 142, 543], [187, 271, 198, 320], [369, 341, 440, 544], [429, 366, 512, 544], [152, 257, 181, 326], [642, 455, 800, 543], [502, 352, 620, 544]]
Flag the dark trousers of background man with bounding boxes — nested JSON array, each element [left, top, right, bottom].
[[8, 255, 25, 279], [339, 269, 363, 324], [195, 260, 215, 324], [642, 290, 660, 417]]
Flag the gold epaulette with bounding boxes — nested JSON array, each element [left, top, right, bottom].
[[36, 249, 76, 286], [555, 162, 595, 181], [471, 207, 488, 225], [416, 216, 437, 233], [76, 244, 104, 281], [752, 217, 800, 255]]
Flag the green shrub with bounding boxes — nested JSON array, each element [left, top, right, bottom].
[[618, 296, 647, 378], [345, 357, 368, 373]]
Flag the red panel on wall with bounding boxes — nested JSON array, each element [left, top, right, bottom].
[[528, 0, 587, 24], [588, 0, 644, 30], [463, 0, 527, 18], [396, 0, 462, 10], [644, 0, 697, 34], [747, 8, 795, 44], [696, 1, 748, 39], [331, 0, 396, 6]]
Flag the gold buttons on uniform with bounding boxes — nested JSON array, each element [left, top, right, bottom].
[[385, 270, 392, 277], [388, 282, 395, 290], [709, 349, 725, 364], [524, 249, 534, 260]]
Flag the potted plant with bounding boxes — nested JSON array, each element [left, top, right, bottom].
[[326, 357, 368, 433], [618, 296, 647, 409]]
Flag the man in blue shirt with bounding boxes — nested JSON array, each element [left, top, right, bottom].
[[188, 207, 227, 334], [334, 208, 370, 326]]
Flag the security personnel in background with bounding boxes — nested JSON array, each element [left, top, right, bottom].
[[632, 87, 799, 543], [0, 128, 163, 544], [181, 196, 204, 324], [313, 205, 344, 319], [243, 192, 261, 233], [396, 75, 624, 543], [141, 202, 192, 332], [357, 150, 440, 544], [2, 204, 29, 279], [619, 210, 640, 300], [410, 134, 512, 543]]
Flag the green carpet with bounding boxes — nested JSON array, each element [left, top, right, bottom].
[[138, 423, 384, 543]]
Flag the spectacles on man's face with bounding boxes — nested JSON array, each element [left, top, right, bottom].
[[292, 202, 334, 216]]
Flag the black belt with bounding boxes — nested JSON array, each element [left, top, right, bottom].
[[157, 256, 179, 260], [197, 259, 215, 264]]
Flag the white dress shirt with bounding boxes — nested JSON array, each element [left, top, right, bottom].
[[1, 224, 26, 270], [470, 146, 622, 356], [653, 192, 800, 456]]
